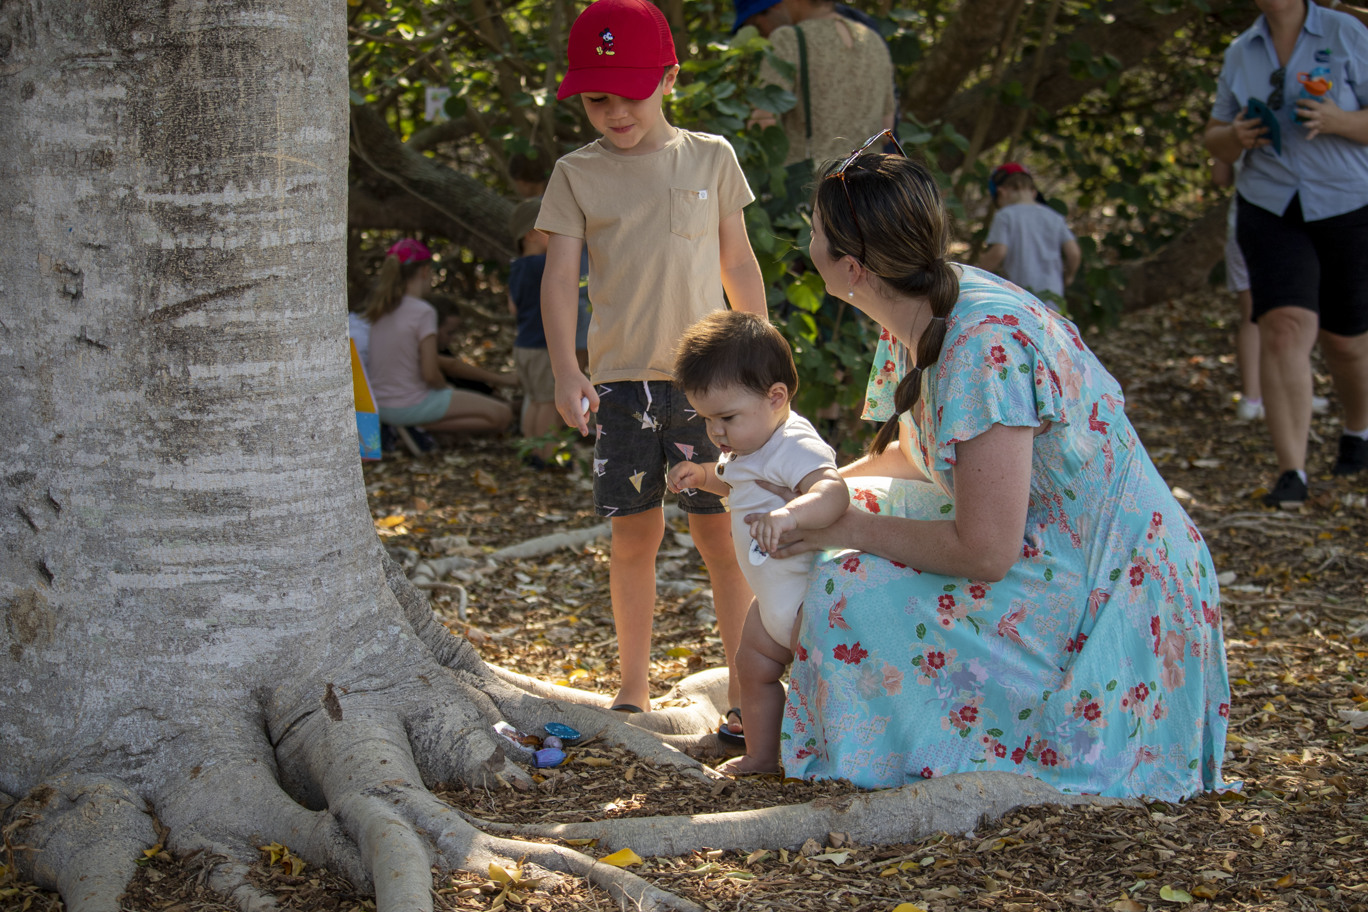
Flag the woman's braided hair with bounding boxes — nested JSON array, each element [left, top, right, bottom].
[[814, 154, 959, 456]]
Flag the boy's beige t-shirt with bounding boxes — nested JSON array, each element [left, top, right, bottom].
[[536, 130, 755, 384]]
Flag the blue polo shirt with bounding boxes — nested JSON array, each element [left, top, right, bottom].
[[1211, 3, 1368, 221]]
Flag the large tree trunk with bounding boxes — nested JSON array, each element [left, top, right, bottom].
[[0, 4, 1095, 910]]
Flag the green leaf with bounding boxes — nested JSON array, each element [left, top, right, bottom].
[[916, 623, 927, 640], [1159, 885, 1193, 904], [1018, 708, 1032, 720]]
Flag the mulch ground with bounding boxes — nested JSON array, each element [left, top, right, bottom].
[[3, 296, 1366, 912]]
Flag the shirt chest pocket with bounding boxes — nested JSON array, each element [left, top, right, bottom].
[[670, 187, 712, 240]]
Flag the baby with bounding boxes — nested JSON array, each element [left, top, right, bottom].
[[668, 311, 848, 774]]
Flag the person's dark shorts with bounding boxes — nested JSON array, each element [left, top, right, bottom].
[[1236, 193, 1368, 336], [592, 380, 726, 518]]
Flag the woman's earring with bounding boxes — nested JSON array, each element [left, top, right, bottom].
[[847, 288, 855, 299]]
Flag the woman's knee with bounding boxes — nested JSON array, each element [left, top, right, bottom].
[[1258, 308, 1318, 356]]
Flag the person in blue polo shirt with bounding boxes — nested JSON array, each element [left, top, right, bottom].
[[1205, 0, 1368, 507]]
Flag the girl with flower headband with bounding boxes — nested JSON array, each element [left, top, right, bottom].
[[755, 141, 1230, 799], [363, 239, 513, 439]]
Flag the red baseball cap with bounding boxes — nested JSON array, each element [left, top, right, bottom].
[[988, 162, 1031, 200], [557, 0, 678, 101]]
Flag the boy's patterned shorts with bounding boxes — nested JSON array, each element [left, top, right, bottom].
[[592, 380, 726, 518]]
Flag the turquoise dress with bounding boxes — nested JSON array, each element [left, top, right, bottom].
[[781, 267, 1230, 800]]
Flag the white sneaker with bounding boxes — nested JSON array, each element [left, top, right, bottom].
[[1312, 395, 1329, 414], [1235, 397, 1264, 421]]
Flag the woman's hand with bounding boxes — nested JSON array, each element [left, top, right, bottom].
[[1231, 110, 1271, 150], [1297, 95, 1349, 140], [756, 506, 864, 559]]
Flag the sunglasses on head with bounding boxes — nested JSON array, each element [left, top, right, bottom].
[[825, 129, 907, 263]]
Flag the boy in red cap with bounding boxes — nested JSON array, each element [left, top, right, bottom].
[[980, 162, 1081, 312], [536, 0, 767, 730]]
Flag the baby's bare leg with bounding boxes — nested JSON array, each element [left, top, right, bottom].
[[717, 600, 793, 775]]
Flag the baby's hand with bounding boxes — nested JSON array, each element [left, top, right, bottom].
[[747, 508, 797, 555], [668, 461, 704, 494]]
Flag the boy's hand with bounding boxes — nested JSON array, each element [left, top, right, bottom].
[[747, 508, 797, 555], [667, 461, 705, 494], [554, 375, 597, 436]]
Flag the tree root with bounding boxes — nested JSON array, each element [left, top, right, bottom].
[[155, 745, 370, 895], [468, 771, 1138, 857], [488, 506, 684, 561], [1, 774, 154, 912], [387, 784, 704, 912]]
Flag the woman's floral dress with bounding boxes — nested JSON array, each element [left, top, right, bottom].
[[781, 267, 1230, 799]]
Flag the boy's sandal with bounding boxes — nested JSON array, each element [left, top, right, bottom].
[[610, 703, 645, 714], [717, 707, 745, 746]]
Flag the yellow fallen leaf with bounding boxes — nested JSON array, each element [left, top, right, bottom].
[[1159, 885, 1192, 903], [376, 515, 406, 528], [1275, 874, 1296, 888], [568, 669, 589, 682], [892, 904, 928, 912], [1192, 884, 1220, 899], [600, 848, 643, 868], [564, 838, 597, 846], [665, 646, 694, 658], [691, 862, 722, 874], [1111, 899, 1145, 912], [489, 863, 513, 884]]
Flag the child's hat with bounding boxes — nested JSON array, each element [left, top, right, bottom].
[[557, 0, 678, 101], [508, 198, 542, 244], [988, 162, 1029, 199], [387, 238, 433, 264]]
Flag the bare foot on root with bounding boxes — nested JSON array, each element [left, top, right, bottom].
[[715, 755, 779, 777]]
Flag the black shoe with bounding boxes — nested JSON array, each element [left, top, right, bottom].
[[1332, 434, 1368, 476], [1262, 470, 1308, 508]]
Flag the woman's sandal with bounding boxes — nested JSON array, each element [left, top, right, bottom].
[[717, 707, 745, 746]]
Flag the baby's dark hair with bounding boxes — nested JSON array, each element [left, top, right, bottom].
[[675, 311, 799, 400]]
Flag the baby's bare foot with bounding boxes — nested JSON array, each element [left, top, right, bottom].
[[716, 755, 779, 777]]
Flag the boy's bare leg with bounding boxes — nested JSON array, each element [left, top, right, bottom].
[[609, 508, 665, 711], [717, 602, 792, 775], [686, 511, 752, 712]]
